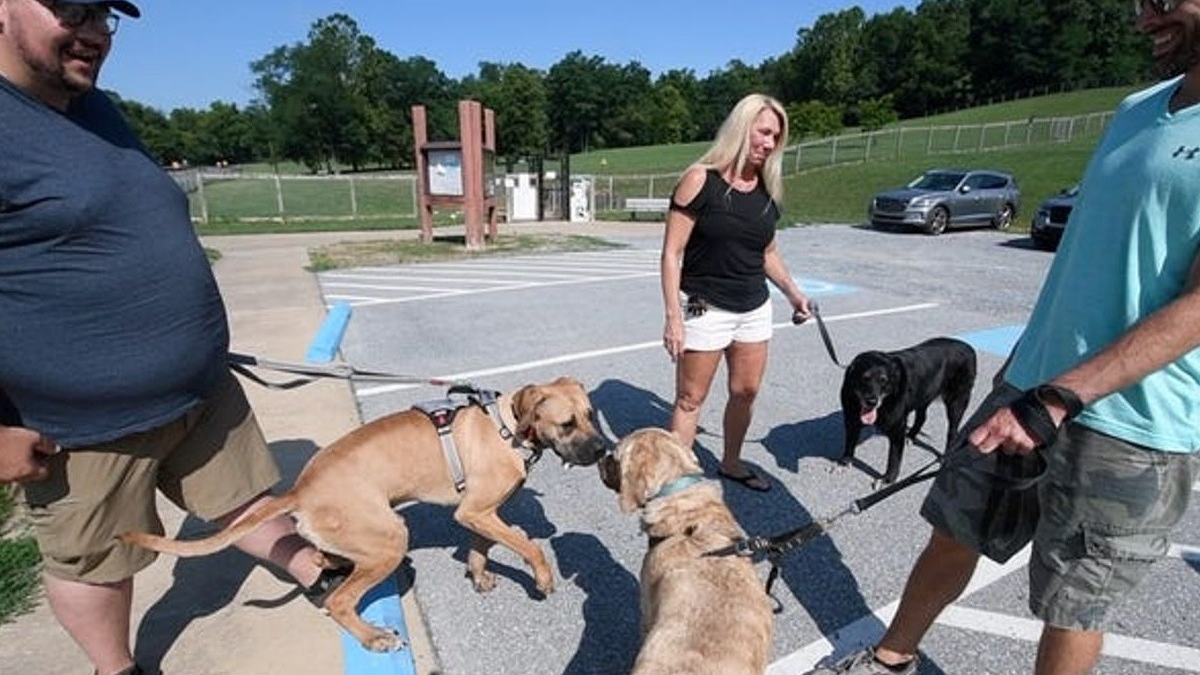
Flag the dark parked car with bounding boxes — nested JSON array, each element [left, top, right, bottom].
[[868, 168, 1021, 235], [1030, 184, 1079, 251]]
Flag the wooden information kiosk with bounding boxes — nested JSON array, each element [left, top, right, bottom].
[[412, 100, 498, 249]]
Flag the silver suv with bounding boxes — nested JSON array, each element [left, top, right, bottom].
[[869, 168, 1021, 235]]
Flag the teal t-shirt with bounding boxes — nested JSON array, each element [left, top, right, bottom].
[[1005, 77, 1200, 453]]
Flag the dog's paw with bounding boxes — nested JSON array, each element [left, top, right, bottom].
[[471, 570, 498, 593], [364, 628, 407, 653]]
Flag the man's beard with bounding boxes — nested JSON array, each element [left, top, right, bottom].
[[1153, 27, 1200, 78]]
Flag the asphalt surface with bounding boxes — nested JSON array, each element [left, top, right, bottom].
[[315, 223, 1200, 675]]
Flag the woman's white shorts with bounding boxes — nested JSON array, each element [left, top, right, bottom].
[[683, 298, 773, 351]]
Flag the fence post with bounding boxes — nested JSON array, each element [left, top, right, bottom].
[[274, 172, 285, 222], [954, 125, 962, 153], [196, 171, 209, 224], [348, 176, 358, 218], [831, 137, 838, 165]]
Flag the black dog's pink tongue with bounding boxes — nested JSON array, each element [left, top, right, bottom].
[[861, 408, 878, 425]]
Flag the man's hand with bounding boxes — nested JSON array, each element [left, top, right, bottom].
[[0, 425, 59, 483], [969, 384, 1081, 456]]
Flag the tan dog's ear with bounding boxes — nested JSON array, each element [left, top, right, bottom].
[[616, 430, 664, 512], [510, 384, 544, 440]]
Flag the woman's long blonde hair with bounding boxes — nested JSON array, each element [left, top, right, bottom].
[[692, 93, 789, 205]]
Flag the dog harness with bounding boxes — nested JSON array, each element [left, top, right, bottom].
[[412, 384, 542, 492]]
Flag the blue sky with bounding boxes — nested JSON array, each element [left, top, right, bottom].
[[101, 1, 917, 112]]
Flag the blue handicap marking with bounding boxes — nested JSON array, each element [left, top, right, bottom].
[[772, 277, 858, 298], [306, 301, 352, 364], [957, 324, 1025, 357], [340, 572, 417, 675]]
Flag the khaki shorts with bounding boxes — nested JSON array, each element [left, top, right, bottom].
[[23, 372, 281, 583], [922, 384, 1199, 630], [683, 298, 772, 351]]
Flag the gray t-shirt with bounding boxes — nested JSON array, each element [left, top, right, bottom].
[[0, 78, 228, 447]]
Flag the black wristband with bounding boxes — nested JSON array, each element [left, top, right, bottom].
[[1008, 384, 1083, 447], [1032, 384, 1084, 420]]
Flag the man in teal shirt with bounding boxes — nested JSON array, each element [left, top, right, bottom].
[[814, 2, 1200, 674]]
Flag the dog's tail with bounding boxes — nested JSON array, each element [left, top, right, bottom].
[[117, 493, 300, 557]]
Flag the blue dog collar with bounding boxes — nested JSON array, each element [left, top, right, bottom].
[[650, 473, 706, 501]]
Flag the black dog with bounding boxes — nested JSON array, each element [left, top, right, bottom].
[[839, 337, 977, 484]]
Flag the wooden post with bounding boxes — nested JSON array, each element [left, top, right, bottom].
[[459, 100, 484, 250], [412, 105, 434, 243]]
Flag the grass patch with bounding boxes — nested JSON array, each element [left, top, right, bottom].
[[785, 136, 1097, 226], [307, 233, 625, 271], [0, 486, 40, 625]]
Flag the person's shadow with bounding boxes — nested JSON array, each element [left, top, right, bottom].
[[134, 438, 321, 674], [552, 532, 641, 675]]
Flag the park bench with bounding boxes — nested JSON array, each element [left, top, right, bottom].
[[625, 197, 670, 220]]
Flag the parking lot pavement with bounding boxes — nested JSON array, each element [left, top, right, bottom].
[[323, 224, 1200, 675]]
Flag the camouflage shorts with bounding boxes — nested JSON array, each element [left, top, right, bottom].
[[922, 383, 1199, 630]]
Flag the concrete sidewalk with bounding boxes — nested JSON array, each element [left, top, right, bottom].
[[0, 221, 659, 675]]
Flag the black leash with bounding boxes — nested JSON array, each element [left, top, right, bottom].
[[796, 302, 845, 368], [707, 439, 1049, 612], [227, 352, 463, 390]]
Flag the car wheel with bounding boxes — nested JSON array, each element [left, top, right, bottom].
[[993, 203, 1014, 230], [923, 206, 949, 235]]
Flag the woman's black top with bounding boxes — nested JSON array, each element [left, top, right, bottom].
[[672, 169, 780, 312]]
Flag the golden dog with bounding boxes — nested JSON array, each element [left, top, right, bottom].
[[121, 377, 607, 652], [599, 428, 773, 675]]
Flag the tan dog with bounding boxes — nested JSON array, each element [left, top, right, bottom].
[[599, 428, 773, 675], [121, 377, 607, 652]]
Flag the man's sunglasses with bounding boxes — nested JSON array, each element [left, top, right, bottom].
[[1134, 0, 1184, 16], [34, 0, 121, 36]]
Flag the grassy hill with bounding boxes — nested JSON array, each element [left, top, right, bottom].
[[571, 84, 1142, 227]]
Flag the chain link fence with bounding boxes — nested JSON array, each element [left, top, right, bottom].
[[176, 111, 1112, 224]]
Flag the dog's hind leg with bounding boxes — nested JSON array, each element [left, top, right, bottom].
[[322, 523, 410, 652]]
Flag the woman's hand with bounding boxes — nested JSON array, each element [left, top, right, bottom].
[[790, 293, 813, 324], [663, 315, 685, 362]]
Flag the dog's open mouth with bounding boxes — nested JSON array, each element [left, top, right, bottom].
[[861, 407, 879, 425]]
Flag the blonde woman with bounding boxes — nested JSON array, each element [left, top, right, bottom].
[[660, 93, 811, 492]]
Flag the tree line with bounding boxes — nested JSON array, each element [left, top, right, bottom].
[[115, 0, 1150, 173]]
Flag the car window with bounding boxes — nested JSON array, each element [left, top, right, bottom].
[[963, 174, 989, 190], [911, 172, 964, 191], [977, 174, 1010, 190]]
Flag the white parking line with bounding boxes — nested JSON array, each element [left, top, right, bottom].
[[767, 549, 1031, 674], [938, 606, 1200, 672], [356, 304, 939, 398], [770, 542, 1200, 674]]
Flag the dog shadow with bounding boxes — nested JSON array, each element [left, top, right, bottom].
[[552, 532, 641, 675], [402, 485, 559, 599], [134, 438, 320, 673]]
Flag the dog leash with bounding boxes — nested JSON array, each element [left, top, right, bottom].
[[796, 302, 845, 368], [227, 352, 465, 390], [707, 439, 1050, 611]]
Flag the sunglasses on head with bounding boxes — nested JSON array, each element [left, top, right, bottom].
[[1134, 0, 1183, 16]]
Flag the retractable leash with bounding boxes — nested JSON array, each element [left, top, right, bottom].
[[227, 352, 465, 390]]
